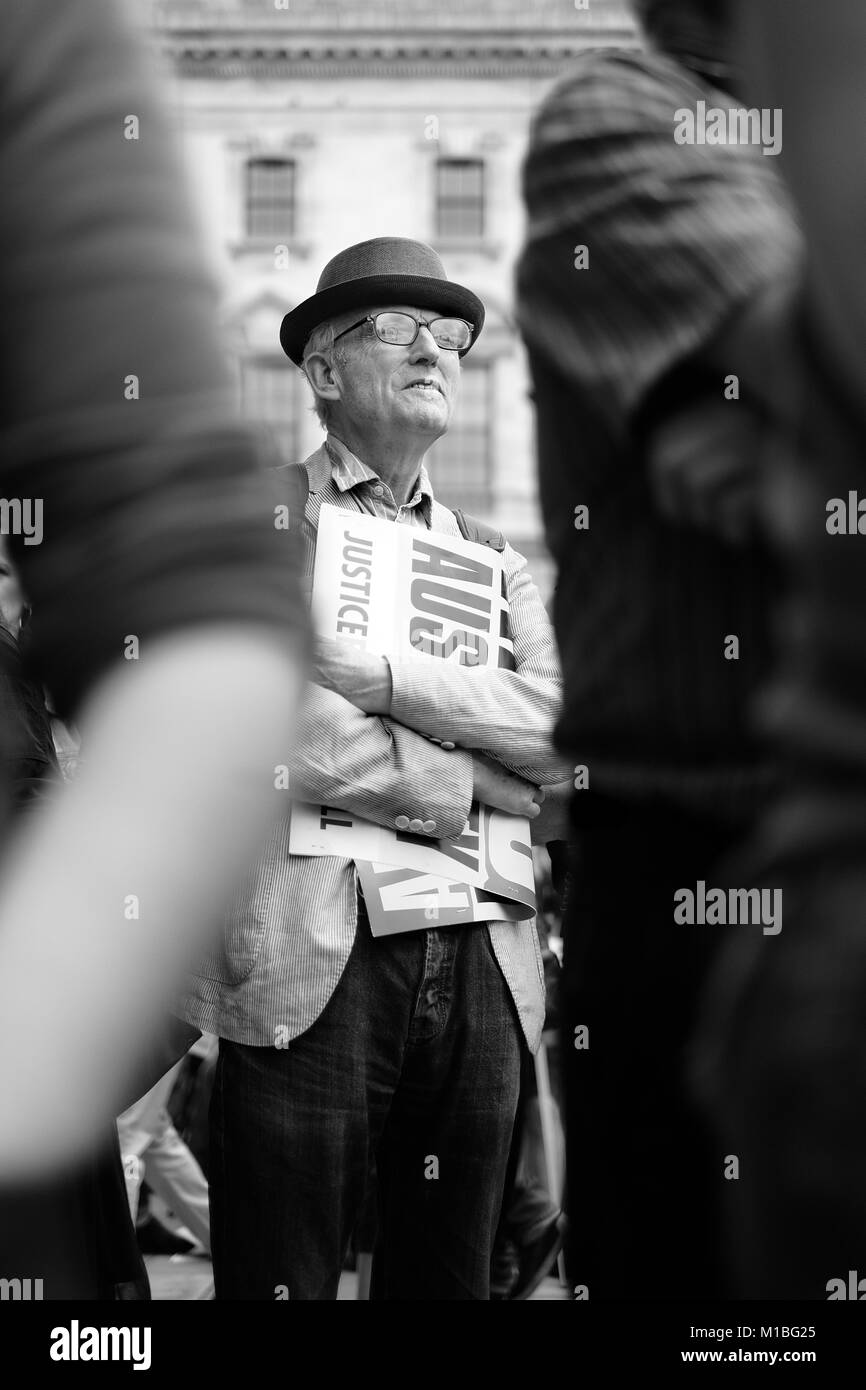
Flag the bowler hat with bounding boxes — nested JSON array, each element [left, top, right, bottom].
[[279, 237, 486, 365]]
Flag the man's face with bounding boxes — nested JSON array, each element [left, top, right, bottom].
[[330, 304, 461, 441]]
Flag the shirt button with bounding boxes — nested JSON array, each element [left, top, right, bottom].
[[395, 815, 410, 830], [372, 484, 384, 497], [422, 820, 437, 834], [441, 741, 456, 751], [409, 818, 424, 832]]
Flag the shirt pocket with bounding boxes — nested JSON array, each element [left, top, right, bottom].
[[196, 826, 284, 986]]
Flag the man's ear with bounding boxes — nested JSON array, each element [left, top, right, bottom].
[[303, 351, 342, 408]]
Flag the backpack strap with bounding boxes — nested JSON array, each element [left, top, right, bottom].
[[452, 507, 507, 552], [274, 460, 310, 535], [275, 470, 507, 552]]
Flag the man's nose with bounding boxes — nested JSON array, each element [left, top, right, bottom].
[[409, 324, 440, 364]]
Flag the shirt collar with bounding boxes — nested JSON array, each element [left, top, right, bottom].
[[326, 434, 434, 511]]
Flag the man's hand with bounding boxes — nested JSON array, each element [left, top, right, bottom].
[[473, 751, 544, 820], [528, 778, 573, 844], [312, 636, 392, 715]]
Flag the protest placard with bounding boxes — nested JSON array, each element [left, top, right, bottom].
[[289, 505, 536, 934]]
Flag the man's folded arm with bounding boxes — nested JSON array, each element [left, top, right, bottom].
[[388, 547, 572, 785], [290, 682, 473, 839]]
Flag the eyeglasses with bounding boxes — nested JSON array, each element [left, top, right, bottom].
[[332, 310, 474, 355]]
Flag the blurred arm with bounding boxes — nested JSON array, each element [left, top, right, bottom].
[[0, 631, 302, 1176], [0, 0, 307, 1175]]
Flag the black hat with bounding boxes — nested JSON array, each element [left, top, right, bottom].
[[279, 237, 486, 365]]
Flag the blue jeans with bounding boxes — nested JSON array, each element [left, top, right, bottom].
[[209, 903, 522, 1299]]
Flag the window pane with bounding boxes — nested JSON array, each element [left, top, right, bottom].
[[241, 359, 299, 462], [436, 159, 484, 239], [425, 364, 491, 512], [246, 157, 295, 239]]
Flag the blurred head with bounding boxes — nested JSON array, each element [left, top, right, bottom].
[[0, 544, 24, 636], [634, 0, 735, 82], [302, 303, 461, 448]]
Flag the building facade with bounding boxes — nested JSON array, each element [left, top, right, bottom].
[[153, 0, 638, 593]]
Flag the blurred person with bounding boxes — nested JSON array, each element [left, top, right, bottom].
[[0, 541, 25, 637], [118, 1061, 211, 1256], [516, 0, 802, 1297], [183, 237, 572, 1300], [694, 0, 866, 1298], [491, 853, 567, 1301], [0, 544, 58, 810], [167, 1031, 220, 1177], [0, 0, 307, 1294], [490, 1052, 564, 1302], [0, 542, 148, 1297], [134, 1189, 198, 1258], [0, 539, 83, 786]]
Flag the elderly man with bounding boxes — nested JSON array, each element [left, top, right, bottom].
[[184, 238, 570, 1300]]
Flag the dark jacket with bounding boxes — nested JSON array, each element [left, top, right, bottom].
[[516, 47, 801, 823]]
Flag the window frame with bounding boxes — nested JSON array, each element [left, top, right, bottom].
[[244, 155, 297, 242], [435, 157, 486, 242]]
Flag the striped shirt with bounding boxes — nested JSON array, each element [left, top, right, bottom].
[[182, 436, 569, 1053]]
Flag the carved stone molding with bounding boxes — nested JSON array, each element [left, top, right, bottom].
[[160, 30, 639, 79]]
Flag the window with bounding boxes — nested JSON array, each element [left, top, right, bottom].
[[425, 363, 492, 513], [245, 157, 296, 240], [240, 357, 300, 463], [435, 158, 485, 240]]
